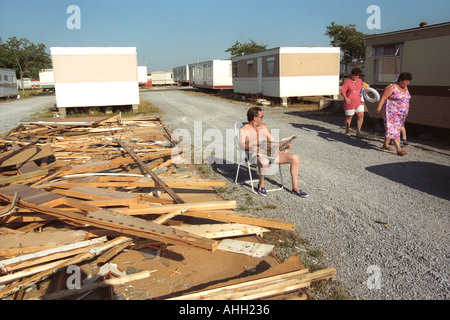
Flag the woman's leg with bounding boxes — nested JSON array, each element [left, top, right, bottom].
[[345, 115, 353, 135], [356, 112, 364, 135]]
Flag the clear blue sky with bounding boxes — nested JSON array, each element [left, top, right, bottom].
[[1, 0, 449, 72]]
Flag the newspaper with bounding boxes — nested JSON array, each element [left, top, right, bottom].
[[257, 135, 297, 159]]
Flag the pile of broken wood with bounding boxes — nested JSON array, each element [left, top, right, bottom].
[[0, 115, 335, 300]]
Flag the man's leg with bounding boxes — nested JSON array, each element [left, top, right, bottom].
[[277, 152, 300, 191]]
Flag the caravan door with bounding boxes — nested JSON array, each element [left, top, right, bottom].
[[257, 57, 263, 94]]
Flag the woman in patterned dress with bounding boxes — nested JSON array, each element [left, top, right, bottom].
[[376, 73, 412, 156]]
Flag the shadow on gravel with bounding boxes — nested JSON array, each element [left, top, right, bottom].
[[290, 123, 381, 151], [366, 161, 450, 201], [208, 159, 284, 191]]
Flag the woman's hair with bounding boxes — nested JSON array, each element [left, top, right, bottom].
[[398, 72, 412, 82], [351, 68, 362, 76], [247, 107, 262, 122]]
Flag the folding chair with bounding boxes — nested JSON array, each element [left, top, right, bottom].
[[234, 122, 284, 193]]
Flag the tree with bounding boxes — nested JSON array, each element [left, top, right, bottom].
[[225, 40, 267, 57], [0, 37, 51, 94], [325, 22, 369, 63]]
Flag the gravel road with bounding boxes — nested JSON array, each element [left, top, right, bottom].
[[1, 90, 448, 300], [140, 88, 449, 300], [0, 95, 56, 133]]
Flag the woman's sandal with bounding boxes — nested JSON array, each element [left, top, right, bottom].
[[397, 150, 408, 156], [381, 145, 395, 151]]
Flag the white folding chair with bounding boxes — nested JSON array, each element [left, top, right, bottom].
[[234, 122, 284, 193]]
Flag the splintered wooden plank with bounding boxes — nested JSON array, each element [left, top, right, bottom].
[[58, 150, 174, 176], [48, 186, 139, 201], [0, 236, 132, 298], [153, 206, 189, 225], [182, 210, 295, 231], [0, 169, 49, 186], [114, 138, 185, 204], [0, 230, 89, 256], [0, 236, 108, 273], [0, 184, 61, 205], [115, 200, 237, 215], [0, 140, 38, 167], [0, 144, 54, 167], [169, 256, 309, 300], [32, 270, 156, 300], [0, 185, 218, 252], [217, 239, 274, 257], [173, 223, 270, 239], [17, 161, 41, 174], [42, 178, 228, 188], [169, 255, 335, 300], [84, 209, 217, 251]]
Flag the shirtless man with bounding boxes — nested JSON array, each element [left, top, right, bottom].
[[239, 107, 309, 197]]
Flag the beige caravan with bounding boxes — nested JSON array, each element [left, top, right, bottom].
[[51, 47, 140, 116], [364, 22, 450, 129]]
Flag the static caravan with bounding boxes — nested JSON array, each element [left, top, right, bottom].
[[173, 65, 189, 86], [138, 66, 148, 87], [0, 68, 18, 98], [50, 47, 140, 116], [39, 69, 55, 91], [31, 79, 40, 89], [341, 61, 365, 79], [17, 78, 32, 90], [188, 60, 233, 89], [364, 22, 450, 129], [149, 71, 175, 86], [231, 47, 340, 105]]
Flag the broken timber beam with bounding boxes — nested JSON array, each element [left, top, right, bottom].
[[0, 185, 218, 252], [31, 270, 156, 300], [114, 138, 185, 204]]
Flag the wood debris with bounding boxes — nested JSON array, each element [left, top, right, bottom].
[[0, 115, 335, 300]]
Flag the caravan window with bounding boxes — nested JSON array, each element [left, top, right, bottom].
[[371, 44, 402, 83], [232, 62, 238, 77], [247, 60, 254, 74], [266, 57, 275, 75]]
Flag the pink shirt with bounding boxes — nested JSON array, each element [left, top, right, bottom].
[[341, 78, 363, 110]]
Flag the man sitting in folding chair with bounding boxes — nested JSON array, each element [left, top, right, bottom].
[[238, 106, 309, 198]]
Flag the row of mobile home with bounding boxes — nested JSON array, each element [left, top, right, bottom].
[[231, 47, 341, 106], [0, 68, 18, 98], [364, 21, 450, 129], [173, 48, 340, 103]]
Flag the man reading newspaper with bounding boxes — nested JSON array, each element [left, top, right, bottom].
[[239, 107, 309, 198]]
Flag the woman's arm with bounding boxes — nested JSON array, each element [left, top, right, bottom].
[[376, 85, 394, 118], [341, 80, 351, 104]]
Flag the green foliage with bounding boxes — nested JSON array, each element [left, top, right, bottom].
[[325, 22, 369, 63], [225, 40, 267, 57], [0, 36, 52, 79]]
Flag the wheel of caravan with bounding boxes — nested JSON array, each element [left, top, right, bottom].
[[364, 87, 380, 103]]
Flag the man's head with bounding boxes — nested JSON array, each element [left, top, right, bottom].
[[247, 106, 263, 122]]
